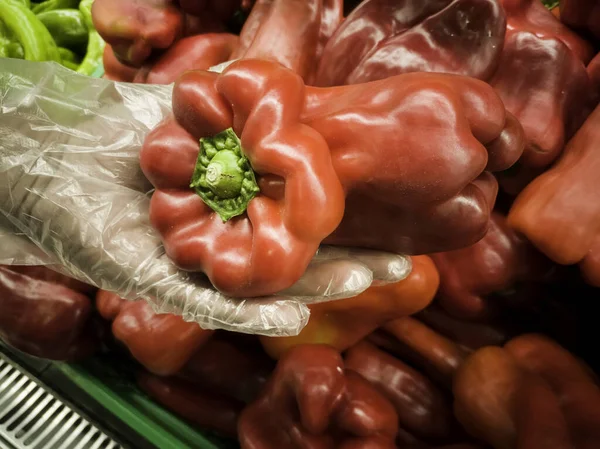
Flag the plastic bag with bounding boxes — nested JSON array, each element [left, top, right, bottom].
[[0, 59, 411, 336]]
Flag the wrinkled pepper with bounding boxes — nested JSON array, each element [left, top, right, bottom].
[[95, 290, 214, 375], [259, 255, 438, 358], [179, 335, 273, 403], [102, 44, 137, 81], [0, 266, 100, 361], [133, 33, 238, 84], [137, 371, 243, 437], [141, 58, 524, 296], [345, 341, 459, 445], [37, 9, 88, 48], [559, 0, 600, 41], [453, 334, 600, 449], [492, 0, 596, 194], [0, 0, 61, 62], [431, 212, 554, 320], [508, 102, 600, 287], [238, 345, 399, 449], [231, 0, 343, 82], [315, 0, 507, 87], [91, 0, 228, 67]]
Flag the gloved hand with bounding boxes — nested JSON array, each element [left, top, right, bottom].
[[0, 59, 411, 337]]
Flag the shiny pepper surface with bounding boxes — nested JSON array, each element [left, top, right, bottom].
[[431, 212, 553, 320], [238, 345, 399, 449], [315, 0, 507, 87], [453, 334, 600, 449], [91, 0, 232, 67], [142, 59, 524, 296], [0, 266, 99, 361], [492, 0, 596, 193], [96, 290, 213, 375], [232, 0, 343, 82], [508, 102, 600, 287], [259, 255, 439, 358]]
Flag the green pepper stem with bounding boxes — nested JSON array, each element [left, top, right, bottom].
[[190, 128, 260, 222]]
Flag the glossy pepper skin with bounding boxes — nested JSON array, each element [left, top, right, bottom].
[[141, 59, 345, 297], [143, 59, 525, 297], [102, 44, 137, 82], [238, 345, 399, 449], [91, 0, 230, 67], [315, 0, 507, 87], [232, 0, 343, 82], [260, 255, 438, 358], [0, 0, 61, 62], [431, 212, 553, 320], [559, 0, 600, 41], [137, 371, 243, 437], [492, 0, 596, 194], [77, 0, 107, 76], [37, 9, 88, 49], [95, 290, 214, 375], [345, 341, 458, 445], [133, 33, 238, 84], [7, 265, 96, 295], [453, 334, 600, 449], [375, 317, 470, 388], [0, 266, 99, 361], [179, 336, 273, 403], [508, 102, 600, 287]]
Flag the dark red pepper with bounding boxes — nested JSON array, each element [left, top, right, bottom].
[[0, 266, 99, 361]]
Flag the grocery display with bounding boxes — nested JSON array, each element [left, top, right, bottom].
[[2, 0, 600, 448]]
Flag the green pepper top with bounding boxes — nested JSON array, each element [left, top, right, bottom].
[[190, 128, 261, 222]]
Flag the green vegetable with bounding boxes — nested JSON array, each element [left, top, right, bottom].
[[32, 0, 79, 15], [76, 0, 105, 75], [542, 0, 559, 9], [58, 46, 80, 70], [38, 9, 88, 48], [0, 0, 61, 62], [190, 128, 260, 222]]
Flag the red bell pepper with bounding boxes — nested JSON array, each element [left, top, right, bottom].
[[345, 341, 459, 445], [259, 255, 439, 359], [559, 0, 600, 41], [91, 0, 231, 67], [453, 334, 600, 449], [0, 266, 100, 361], [137, 371, 243, 437], [102, 45, 137, 82], [238, 345, 399, 449], [133, 33, 238, 84], [141, 58, 524, 296], [508, 102, 600, 286], [7, 265, 96, 295], [431, 212, 554, 320], [231, 0, 343, 82], [315, 0, 507, 86], [491, 0, 596, 194], [376, 317, 470, 387], [178, 335, 274, 403], [96, 290, 214, 375], [416, 304, 514, 351]]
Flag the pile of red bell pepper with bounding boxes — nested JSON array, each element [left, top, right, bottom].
[[3, 0, 600, 447]]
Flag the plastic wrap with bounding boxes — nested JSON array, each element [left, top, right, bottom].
[[0, 59, 411, 336]]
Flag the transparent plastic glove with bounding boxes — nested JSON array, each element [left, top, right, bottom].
[[0, 59, 412, 337]]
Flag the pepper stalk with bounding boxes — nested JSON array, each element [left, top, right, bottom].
[[190, 128, 260, 222]]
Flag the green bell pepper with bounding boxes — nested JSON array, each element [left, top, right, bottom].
[[58, 46, 80, 70], [37, 9, 88, 48], [0, 0, 61, 62]]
